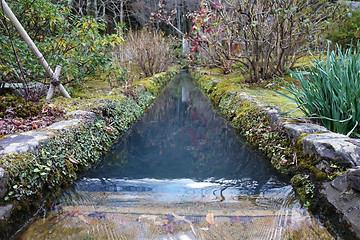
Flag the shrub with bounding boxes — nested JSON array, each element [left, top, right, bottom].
[[281, 45, 360, 136], [124, 27, 173, 77], [186, 0, 336, 82], [0, 0, 122, 100], [325, 9, 360, 48]]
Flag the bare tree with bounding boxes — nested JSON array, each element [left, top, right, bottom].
[[185, 0, 338, 82], [130, 0, 200, 33]]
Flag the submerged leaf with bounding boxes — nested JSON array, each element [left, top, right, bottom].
[[206, 213, 215, 225]]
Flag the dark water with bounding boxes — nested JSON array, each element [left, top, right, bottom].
[[15, 72, 334, 240], [84, 71, 287, 192]]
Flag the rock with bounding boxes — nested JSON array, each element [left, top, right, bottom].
[[3, 82, 45, 96], [283, 122, 329, 142], [324, 178, 360, 237], [66, 110, 96, 119], [0, 204, 13, 220], [47, 119, 81, 130], [330, 173, 348, 192], [0, 131, 54, 155], [301, 133, 360, 166], [0, 168, 9, 198], [264, 107, 283, 126], [347, 167, 360, 192], [316, 160, 331, 174]]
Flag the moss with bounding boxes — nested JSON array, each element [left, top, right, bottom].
[[192, 67, 354, 239], [192, 67, 306, 118], [0, 67, 179, 239], [290, 174, 315, 206], [192, 69, 347, 196]]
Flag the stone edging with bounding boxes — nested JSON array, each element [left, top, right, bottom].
[[192, 70, 360, 239], [0, 69, 178, 239]]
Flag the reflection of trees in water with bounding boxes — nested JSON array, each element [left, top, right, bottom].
[[90, 72, 281, 190]]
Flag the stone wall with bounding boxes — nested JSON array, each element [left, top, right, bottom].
[[0, 69, 178, 239], [193, 70, 360, 239]]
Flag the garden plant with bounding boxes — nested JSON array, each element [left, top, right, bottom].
[[280, 44, 360, 136]]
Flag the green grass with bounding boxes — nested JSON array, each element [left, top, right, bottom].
[[203, 69, 304, 118]]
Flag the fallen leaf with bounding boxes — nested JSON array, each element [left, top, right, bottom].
[[162, 223, 174, 233], [78, 214, 89, 224], [48, 104, 57, 108], [206, 213, 215, 225]]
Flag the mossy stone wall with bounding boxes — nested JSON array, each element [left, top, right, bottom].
[[192, 70, 357, 239], [0, 69, 178, 240]]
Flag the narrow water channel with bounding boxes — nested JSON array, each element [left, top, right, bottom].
[[16, 72, 333, 239]]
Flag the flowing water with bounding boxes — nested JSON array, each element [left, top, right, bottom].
[[15, 72, 333, 240]]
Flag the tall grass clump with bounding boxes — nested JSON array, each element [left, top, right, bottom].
[[282, 45, 360, 136], [124, 27, 173, 78]]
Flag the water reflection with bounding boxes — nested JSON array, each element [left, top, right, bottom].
[[87, 71, 286, 195], [14, 72, 334, 240]]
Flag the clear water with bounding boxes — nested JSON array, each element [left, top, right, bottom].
[[15, 72, 334, 240]]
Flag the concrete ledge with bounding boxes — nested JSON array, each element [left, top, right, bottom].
[[47, 119, 82, 130], [66, 110, 96, 119]]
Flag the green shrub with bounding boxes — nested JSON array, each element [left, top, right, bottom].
[[0, 0, 122, 99], [281, 45, 360, 136], [325, 9, 360, 48]]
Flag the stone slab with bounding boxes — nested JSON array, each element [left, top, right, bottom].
[[347, 166, 360, 192], [301, 133, 360, 167], [283, 122, 329, 142], [264, 107, 283, 125], [47, 119, 81, 130], [0, 168, 9, 199], [0, 131, 54, 155], [323, 177, 360, 237], [66, 110, 96, 119], [0, 204, 13, 220]]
